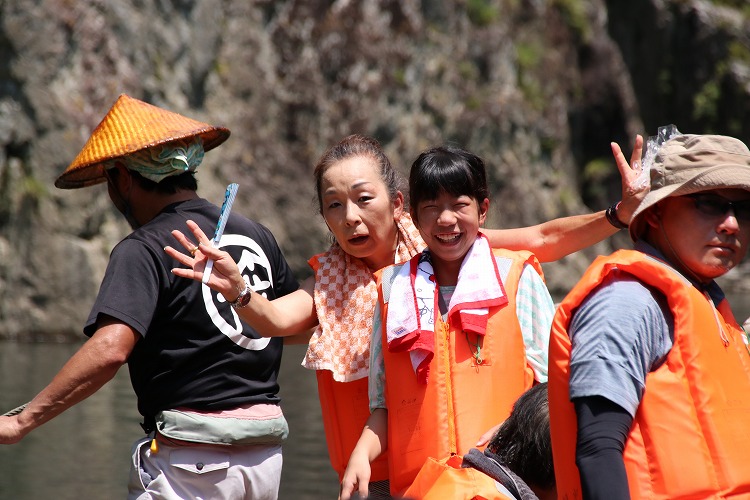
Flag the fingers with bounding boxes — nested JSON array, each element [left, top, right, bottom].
[[475, 422, 501, 447], [186, 219, 212, 246], [610, 141, 630, 177], [339, 481, 353, 500], [339, 472, 369, 500], [169, 221, 212, 258], [170, 229, 198, 255], [629, 134, 644, 169], [611, 134, 645, 179], [164, 244, 193, 268]]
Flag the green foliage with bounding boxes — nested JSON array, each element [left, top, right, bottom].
[[728, 40, 750, 64], [21, 175, 47, 202], [515, 42, 545, 111], [708, 0, 750, 17], [393, 67, 406, 86], [467, 0, 499, 27], [519, 75, 545, 111], [551, 0, 591, 42], [692, 42, 749, 128], [582, 157, 612, 202], [516, 41, 542, 72], [465, 94, 482, 110], [693, 77, 722, 123], [458, 60, 479, 81]]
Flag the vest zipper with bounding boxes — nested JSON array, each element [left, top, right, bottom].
[[442, 318, 457, 456]]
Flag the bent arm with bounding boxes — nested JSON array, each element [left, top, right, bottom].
[[0, 317, 139, 444], [166, 220, 319, 337], [235, 276, 318, 337], [574, 396, 632, 500], [484, 212, 615, 263], [485, 135, 645, 262]]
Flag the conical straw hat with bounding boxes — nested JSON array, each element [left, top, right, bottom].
[[55, 94, 230, 189]]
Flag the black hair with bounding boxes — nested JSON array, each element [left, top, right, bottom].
[[107, 166, 197, 194], [487, 382, 554, 490], [408, 145, 489, 224]]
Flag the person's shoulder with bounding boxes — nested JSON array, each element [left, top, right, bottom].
[[490, 247, 535, 261], [226, 212, 280, 241], [581, 269, 665, 314], [375, 260, 404, 283]]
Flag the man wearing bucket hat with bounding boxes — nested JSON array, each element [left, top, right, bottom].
[[547, 126, 750, 500], [0, 94, 299, 499]]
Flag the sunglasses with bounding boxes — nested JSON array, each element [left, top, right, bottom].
[[685, 193, 750, 222]]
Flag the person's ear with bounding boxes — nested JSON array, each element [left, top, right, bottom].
[[110, 162, 132, 192], [478, 198, 490, 226], [644, 204, 661, 230], [392, 191, 404, 220]]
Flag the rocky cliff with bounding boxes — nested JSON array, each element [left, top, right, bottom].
[[0, 0, 748, 339]]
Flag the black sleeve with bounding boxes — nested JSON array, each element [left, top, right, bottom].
[[574, 396, 632, 500]]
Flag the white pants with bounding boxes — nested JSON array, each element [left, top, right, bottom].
[[128, 437, 282, 500]]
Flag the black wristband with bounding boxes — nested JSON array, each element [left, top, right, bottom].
[[605, 202, 628, 230]]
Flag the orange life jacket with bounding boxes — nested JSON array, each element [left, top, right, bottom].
[[378, 249, 540, 495], [308, 256, 389, 482], [403, 454, 515, 500], [315, 371, 389, 481], [548, 249, 750, 500]]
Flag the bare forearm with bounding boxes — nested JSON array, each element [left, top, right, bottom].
[[235, 278, 319, 337], [484, 210, 618, 263], [14, 324, 137, 438], [18, 350, 122, 433], [355, 408, 388, 461], [340, 409, 388, 499]]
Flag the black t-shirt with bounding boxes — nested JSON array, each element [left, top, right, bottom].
[[84, 198, 299, 419]]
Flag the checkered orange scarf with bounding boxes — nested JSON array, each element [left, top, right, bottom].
[[302, 214, 425, 382]]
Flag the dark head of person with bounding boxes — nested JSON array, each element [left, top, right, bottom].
[[408, 145, 489, 225], [488, 382, 554, 497]]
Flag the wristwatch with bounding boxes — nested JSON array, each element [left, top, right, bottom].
[[230, 275, 252, 309]]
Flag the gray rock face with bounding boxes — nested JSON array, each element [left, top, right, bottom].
[[0, 0, 748, 339]]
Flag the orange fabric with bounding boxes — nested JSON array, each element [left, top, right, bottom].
[[378, 249, 539, 495], [304, 214, 424, 381], [548, 250, 750, 500], [315, 370, 389, 481], [307, 244, 422, 481], [403, 455, 513, 500]]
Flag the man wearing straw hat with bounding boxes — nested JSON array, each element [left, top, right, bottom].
[[0, 94, 299, 499], [547, 127, 750, 500]]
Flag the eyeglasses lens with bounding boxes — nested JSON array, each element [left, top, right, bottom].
[[691, 195, 750, 222]]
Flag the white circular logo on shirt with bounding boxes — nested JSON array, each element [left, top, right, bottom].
[[202, 233, 275, 350]]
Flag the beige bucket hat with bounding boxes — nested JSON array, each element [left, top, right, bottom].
[[629, 133, 750, 240], [55, 94, 230, 189]]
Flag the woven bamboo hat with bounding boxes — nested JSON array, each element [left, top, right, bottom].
[[55, 94, 230, 189]]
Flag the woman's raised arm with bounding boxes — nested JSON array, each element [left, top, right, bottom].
[[165, 220, 319, 337], [485, 134, 645, 262]]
